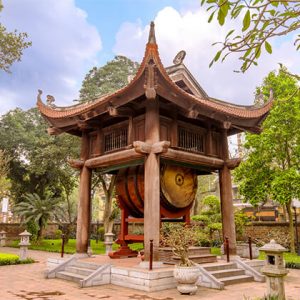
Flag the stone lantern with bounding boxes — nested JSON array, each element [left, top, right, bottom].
[[19, 230, 32, 260], [260, 240, 288, 300], [0, 230, 7, 247], [104, 232, 115, 255]]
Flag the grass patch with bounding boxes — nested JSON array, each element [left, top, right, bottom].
[[8, 239, 143, 254], [211, 247, 221, 256], [0, 253, 34, 266], [258, 251, 300, 264]]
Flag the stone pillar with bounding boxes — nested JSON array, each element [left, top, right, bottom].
[[76, 128, 92, 254], [19, 230, 31, 260], [219, 128, 237, 255], [104, 233, 115, 255], [0, 231, 7, 247], [144, 99, 160, 261], [260, 240, 289, 300]]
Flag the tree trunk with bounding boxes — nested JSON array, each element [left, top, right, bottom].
[[100, 175, 117, 234], [37, 219, 43, 241], [286, 202, 295, 253]]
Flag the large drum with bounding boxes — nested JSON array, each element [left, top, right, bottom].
[[116, 164, 198, 218]]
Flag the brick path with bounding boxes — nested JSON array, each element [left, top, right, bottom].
[[1, 247, 299, 300]]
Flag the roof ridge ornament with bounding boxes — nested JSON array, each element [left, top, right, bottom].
[[148, 21, 156, 44], [173, 50, 186, 65], [37, 89, 56, 107]]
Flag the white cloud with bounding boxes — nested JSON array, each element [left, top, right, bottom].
[[0, 0, 102, 114], [114, 6, 300, 105]]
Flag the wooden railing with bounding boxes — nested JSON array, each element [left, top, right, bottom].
[[104, 127, 128, 153], [178, 126, 205, 154]]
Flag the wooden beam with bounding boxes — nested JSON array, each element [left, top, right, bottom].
[[68, 158, 84, 169], [162, 148, 224, 169], [226, 158, 242, 169], [85, 148, 144, 169]]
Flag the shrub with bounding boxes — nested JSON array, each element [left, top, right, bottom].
[[97, 226, 105, 241], [54, 229, 63, 239], [194, 230, 211, 247], [285, 261, 300, 269], [0, 253, 34, 266], [26, 219, 39, 242], [161, 224, 198, 266]]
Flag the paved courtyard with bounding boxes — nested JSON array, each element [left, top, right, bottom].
[[1, 247, 300, 300]]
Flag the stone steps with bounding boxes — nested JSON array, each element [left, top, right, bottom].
[[210, 268, 245, 278], [72, 261, 100, 270], [202, 262, 237, 272], [56, 271, 86, 283], [65, 266, 94, 276], [203, 262, 254, 286], [219, 274, 254, 286], [54, 260, 104, 285], [172, 254, 217, 264]]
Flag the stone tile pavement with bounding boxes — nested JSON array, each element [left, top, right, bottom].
[[1, 247, 300, 300]]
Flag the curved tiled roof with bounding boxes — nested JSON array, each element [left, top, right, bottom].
[[37, 22, 272, 123]]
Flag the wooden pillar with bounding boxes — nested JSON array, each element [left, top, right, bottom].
[[144, 99, 160, 261], [206, 124, 212, 155], [76, 129, 92, 254], [219, 128, 237, 255], [95, 127, 103, 156]]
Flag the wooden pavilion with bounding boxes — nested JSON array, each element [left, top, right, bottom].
[[37, 22, 272, 262]]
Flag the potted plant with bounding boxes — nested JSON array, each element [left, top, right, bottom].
[[161, 224, 200, 295]]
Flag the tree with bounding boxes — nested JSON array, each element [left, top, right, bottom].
[[0, 1, 31, 72], [79, 55, 139, 234], [79, 55, 139, 102], [0, 149, 10, 199], [14, 193, 60, 240], [234, 67, 300, 252], [0, 108, 79, 204], [201, 0, 300, 72]]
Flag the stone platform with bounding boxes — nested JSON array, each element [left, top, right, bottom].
[[47, 254, 265, 292]]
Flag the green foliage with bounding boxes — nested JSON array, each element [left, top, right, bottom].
[[79, 56, 140, 102], [0, 149, 10, 198], [192, 195, 222, 244], [54, 229, 63, 239], [26, 219, 39, 242], [0, 108, 79, 203], [14, 193, 60, 239], [97, 226, 105, 241], [285, 261, 300, 269], [234, 67, 300, 252], [0, 253, 34, 266], [234, 210, 251, 236], [200, 0, 300, 72], [0, 1, 31, 72]]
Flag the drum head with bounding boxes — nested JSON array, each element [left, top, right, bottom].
[[161, 164, 197, 208]]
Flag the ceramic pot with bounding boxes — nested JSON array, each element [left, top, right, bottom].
[[173, 265, 200, 295]]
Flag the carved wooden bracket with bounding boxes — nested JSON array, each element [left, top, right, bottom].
[[68, 158, 84, 169], [47, 127, 61, 135], [226, 158, 242, 169], [222, 121, 232, 130], [144, 60, 157, 100], [77, 121, 90, 131], [133, 141, 170, 155], [186, 105, 199, 119], [107, 104, 133, 117]]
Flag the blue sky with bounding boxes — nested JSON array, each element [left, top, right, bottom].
[[0, 0, 299, 115]]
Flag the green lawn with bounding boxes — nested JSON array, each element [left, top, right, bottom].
[[8, 239, 144, 254], [211, 247, 300, 264], [258, 251, 300, 263]]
